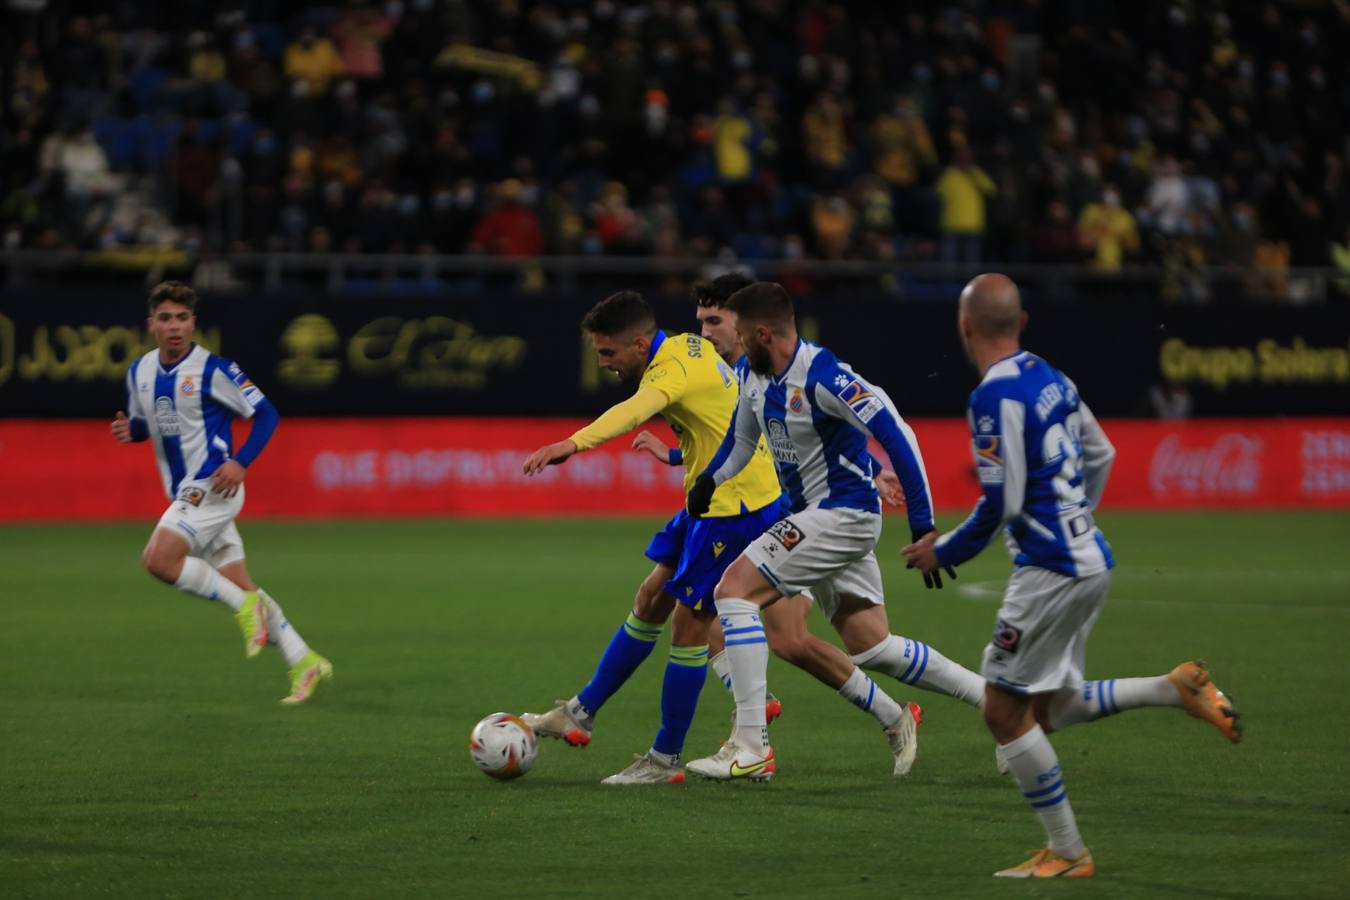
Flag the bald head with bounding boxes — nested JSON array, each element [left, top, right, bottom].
[[959, 273, 1023, 339]]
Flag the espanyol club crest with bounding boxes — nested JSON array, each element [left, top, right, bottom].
[[789, 388, 804, 414], [180, 375, 195, 395]]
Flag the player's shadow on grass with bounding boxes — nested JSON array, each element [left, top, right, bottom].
[[1107, 875, 1276, 899]]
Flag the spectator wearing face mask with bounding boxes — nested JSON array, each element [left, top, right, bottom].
[[1077, 185, 1139, 271]]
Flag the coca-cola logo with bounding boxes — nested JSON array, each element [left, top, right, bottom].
[[1150, 433, 1263, 496]]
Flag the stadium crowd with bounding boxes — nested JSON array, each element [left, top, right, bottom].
[[2, 0, 1348, 276]]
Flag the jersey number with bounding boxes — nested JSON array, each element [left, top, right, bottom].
[[1042, 413, 1087, 520]]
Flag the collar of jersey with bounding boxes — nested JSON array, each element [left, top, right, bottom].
[[771, 338, 804, 385], [646, 329, 668, 366], [158, 343, 197, 375], [980, 349, 1029, 384]]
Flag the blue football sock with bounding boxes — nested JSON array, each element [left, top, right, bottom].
[[652, 644, 709, 757], [575, 612, 663, 714]]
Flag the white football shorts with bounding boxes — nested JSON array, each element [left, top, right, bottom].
[[981, 566, 1111, 695], [742, 506, 885, 618], [155, 479, 247, 568]]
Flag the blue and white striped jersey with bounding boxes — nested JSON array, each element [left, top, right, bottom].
[[706, 339, 935, 531], [935, 351, 1116, 578], [126, 344, 267, 499]]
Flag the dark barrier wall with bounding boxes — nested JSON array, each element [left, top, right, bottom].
[[1, 289, 1346, 417]]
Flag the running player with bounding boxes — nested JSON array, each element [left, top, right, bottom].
[[111, 281, 331, 704], [520, 289, 918, 784], [902, 273, 1240, 878], [684, 281, 982, 781]]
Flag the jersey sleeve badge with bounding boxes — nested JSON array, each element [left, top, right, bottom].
[[836, 379, 884, 424]]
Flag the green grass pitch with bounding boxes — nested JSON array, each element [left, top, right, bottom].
[[2, 512, 1348, 899]]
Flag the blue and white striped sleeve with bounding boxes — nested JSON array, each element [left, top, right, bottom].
[[934, 388, 1028, 568], [813, 368, 935, 533]]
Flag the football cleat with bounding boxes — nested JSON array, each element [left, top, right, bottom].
[[234, 591, 269, 659], [686, 742, 775, 781], [601, 752, 686, 785], [1168, 660, 1241, 743], [765, 691, 783, 726], [520, 700, 593, 747], [280, 651, 332, 705], [994, 847, 1095, 879], [885, 702, 923, 776]]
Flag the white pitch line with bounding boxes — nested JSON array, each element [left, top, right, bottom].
[[956, 580, 1350, 615]]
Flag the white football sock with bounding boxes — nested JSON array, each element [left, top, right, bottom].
[[838, 666, 905, 729], [717, 598, 770, 753], [258, 589, 311, 666], [709, 650, 734, 692], [852, 634, 984, 707], [1047, 677, 1182, 731], [175, 557, 245, 612], [1000, 724, 1086, 858]]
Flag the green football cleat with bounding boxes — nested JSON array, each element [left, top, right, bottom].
[[234, 591, 269, 659], [281, 651, 333, 705]]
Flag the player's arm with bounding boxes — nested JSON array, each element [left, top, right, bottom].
[[867, 452, 903, 506], [112, 366, 149, 443], [813, 374, 935, 534], [632, 430, 681, 466], [207, 362, 279, 497], [523, 386, 671, 475], [687, 389, 762, 517], [1077, 399, 1115, 510], [914, 392, 1028, 572]]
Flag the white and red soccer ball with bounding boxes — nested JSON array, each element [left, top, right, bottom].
[[469, 712, 538, 780]]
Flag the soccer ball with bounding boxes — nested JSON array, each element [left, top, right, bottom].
[[469, 712, 538, 780]]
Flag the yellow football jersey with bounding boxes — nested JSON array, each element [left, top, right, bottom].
[[640, 332, 781, 518]]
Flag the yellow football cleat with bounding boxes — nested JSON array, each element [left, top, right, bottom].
[[234, 591, 269, 659], [281, 651, 333, 705], [1168, 660, 1241, 743], [994, 847, 1095, 879]]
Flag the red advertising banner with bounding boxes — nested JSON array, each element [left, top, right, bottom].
[[1, 418, 1347, 521]]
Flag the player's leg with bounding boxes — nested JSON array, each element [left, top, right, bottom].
[[1032, 664, 1240, 743], [832, 595, 985, 707], [984, 567, 1104, 879], [211, 529, 332, 705], [523, 564, 676, 745], [143, 486, 267, 657], [603, 602, 714, 785]]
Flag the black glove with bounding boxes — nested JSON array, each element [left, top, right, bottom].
[[687, 474, 716, 519], [910, 528, 958, 590]]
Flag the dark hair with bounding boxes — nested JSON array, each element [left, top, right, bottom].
[[692, 272, 754, 309], [148, 280, 198, 314], [727, 281, 795, 330], [580, 290, 656, 337]]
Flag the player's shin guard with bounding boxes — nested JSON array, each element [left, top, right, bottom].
[[838, 666, 905, 728], [853, 634, 985, 707], [1001, 725, 1086, 860], [576, 612, 663, 714], [717, 599, 770, 753], [652, 644, 709, 760], [174, 557, 245, 612], [258, 588, 311, 667]]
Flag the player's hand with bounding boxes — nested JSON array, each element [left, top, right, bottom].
[[209, 460, 246, 498], [901, 529, 957, 589], [687, 474, 716, 519], [110, 410, 133, 443], [876, 470, 904, 506], [522, 439, 578, 477], [632, 430, 676, 465]]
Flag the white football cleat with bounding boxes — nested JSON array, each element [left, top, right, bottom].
[[601, 752, 685, 785], [885, 702, 922, 776], [520, 699, 593, 747], [686, 741, 775, 781]]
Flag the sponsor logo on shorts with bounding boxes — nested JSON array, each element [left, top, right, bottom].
[[766, 519, 806, 552], [177, 485, 206, 507], [992, 618, 1022, 654], [712, 541, 726, 558]]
